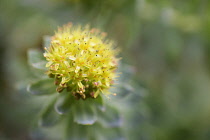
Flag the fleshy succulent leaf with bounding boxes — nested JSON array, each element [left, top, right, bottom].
[[94, 95, 105, 111], [43, 35, 51, 49], [98, 105, 122, 128], [39, 97, 61, 127], [54, 91, 75, 115], [73, 100, 97, 125], [93, 124, 125, 140], [65, 118, 89, 140], [28, 49, 47, 70], [27, 78, 56, 95]]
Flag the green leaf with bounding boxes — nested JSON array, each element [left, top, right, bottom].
[[54, 91, 75, 115], [43, 35, 51, 49], [92, 124, 125, 140], [73, 100, 97, 125], [39, 97, 61, 127], [27, 78, 56, 95], [65, 116, 89, 140], [28, 49, 47, 70], [98, 105, 122, 128], [94, 95, 105, 111]]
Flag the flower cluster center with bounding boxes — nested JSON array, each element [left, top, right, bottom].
[[44, 24, 118, 99]]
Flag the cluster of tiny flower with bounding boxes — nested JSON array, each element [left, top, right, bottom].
[[44, 23, 119, 99]]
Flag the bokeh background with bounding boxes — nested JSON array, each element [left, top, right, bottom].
[[1, 0, 210, 140]]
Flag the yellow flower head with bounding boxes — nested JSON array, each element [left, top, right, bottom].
[[44, 23, 119, 99]]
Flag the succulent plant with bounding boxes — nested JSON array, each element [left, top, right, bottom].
[[27, 23, 142, 140]]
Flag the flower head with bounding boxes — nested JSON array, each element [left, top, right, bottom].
[[44, 23, 119, 99]]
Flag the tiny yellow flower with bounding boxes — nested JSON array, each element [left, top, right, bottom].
[[44, 23, 119, 99]]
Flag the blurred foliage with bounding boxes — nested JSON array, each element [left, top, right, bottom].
[[0, 0, 210, 139]]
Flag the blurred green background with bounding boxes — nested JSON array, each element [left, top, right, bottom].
[[1, 0, 210, 139]]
